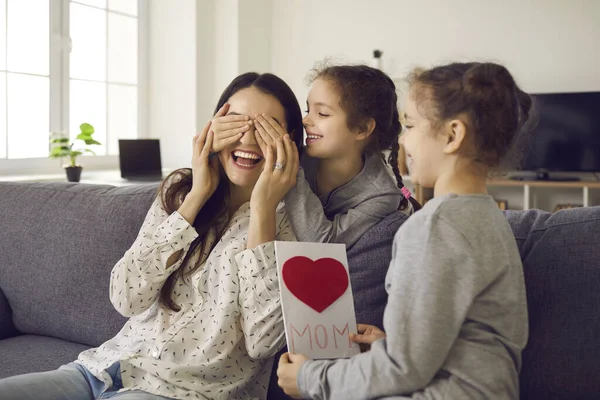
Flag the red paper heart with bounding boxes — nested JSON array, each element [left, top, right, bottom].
[[282, 256, 349, 313]]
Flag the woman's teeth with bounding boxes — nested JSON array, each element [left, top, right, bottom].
[[232, 150, 263, 167], [233, 151, 261, 160]]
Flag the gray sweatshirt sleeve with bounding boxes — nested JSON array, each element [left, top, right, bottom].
[[284, 168, 400, 248], [297, 213, 490, 399]]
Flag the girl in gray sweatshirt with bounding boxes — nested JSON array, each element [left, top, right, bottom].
[[258, 64, 421, 249], [277, 62, 532, 399]]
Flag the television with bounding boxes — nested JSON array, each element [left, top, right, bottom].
[[515, 91, 600, 180]]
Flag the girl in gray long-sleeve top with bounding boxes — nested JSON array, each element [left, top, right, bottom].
[[274, 64, 421, 248], [277, 62, 532, 399]]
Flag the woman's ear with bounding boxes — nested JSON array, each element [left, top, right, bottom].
[[356, 118, 376, 142], [443, 118, 467, 155]]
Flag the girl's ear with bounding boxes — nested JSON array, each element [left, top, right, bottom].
[[356, 118, 376, 142], [443, 118, 467, 155]]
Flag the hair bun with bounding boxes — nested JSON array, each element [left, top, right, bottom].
[[464, 62, 513, 86], [516, 88, 533, 125], [461, 63, 522, 120], [409, 62, 533, 168], [465, 63, 533, 130]]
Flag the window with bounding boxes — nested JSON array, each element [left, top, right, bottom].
[[1, 0, 50, 159], [0, 0, 142, 162], [70, 0, 139, 155]]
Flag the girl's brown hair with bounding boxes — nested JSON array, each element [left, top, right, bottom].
[[157, 72, 303, 312], [408, 62, 533, 168], [309, 64, 421, 212]]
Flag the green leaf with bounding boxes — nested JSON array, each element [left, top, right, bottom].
[[80, 123, 94, 135], [51, 138, 70, 144], [76, 133, 92, 141], [49, 147, 70, 158], [70, 150, 83, 157], [75, 133, 101, 146]]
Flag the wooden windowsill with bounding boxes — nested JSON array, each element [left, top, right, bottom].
[[0, 169, 173, 186]]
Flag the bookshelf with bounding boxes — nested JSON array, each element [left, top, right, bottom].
[[405, 178, 600, 212], [397, 143, 600, 212]]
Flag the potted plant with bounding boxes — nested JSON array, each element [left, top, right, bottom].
[[49, 123, 101, 182]]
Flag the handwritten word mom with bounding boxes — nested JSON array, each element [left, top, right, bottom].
[[289, 323, 353, 352]]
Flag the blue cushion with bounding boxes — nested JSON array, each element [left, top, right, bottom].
[[0, 288, 17, 340], [0, 182, 158, 347], [506, 207, 600, 400], [0, 335, 89, 379]]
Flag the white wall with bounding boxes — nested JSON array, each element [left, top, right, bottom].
[[271, 0, 600, 104], [149, 0, 273, 169], [213, 0, 273, 100], [148, 0, 600, 173], [196, 0, 217, 129], [214, 0, 239, 101], [238, 0, 272, 74], [148, 0, 198, 170]]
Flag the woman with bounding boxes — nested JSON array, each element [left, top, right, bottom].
[[0, 72, 303, 400]]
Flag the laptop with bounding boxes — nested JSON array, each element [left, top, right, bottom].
[[118, 139, 164, 182]]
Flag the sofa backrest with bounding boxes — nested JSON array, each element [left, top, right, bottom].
[[0, 288, 17, 340], [347, 211, 407, 328], [0, 182, 158, 347], [2, 180, 599, 399], [505, 207, 600, 400]]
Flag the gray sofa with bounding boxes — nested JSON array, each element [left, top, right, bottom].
[[0, 181, 598, 399]]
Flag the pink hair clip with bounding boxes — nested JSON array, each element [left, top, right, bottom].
[[401, 186, 412, 199]]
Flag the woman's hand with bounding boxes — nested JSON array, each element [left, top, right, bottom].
[[350, 324, 387, 352], [251, 120, 299, 212], [190, 120, 220, 201], [210, 103, 254, 153]]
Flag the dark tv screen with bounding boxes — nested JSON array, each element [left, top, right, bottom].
[[519, 91, 600, 172]]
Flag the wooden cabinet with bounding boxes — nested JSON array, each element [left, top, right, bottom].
[[407, 178, 600, 211]]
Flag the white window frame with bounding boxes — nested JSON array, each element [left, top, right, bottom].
[[0, 0, 148, 176]]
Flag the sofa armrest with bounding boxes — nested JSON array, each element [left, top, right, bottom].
[[0, 287, 18, 340]]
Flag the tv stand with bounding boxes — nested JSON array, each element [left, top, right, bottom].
[[510, 169, 581, 182], [407, 174, 600, 211]]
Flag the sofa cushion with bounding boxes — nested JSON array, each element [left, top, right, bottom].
[[0, 335, 89, 379], [0, 288, 17, 340], [346, 211, 408, 328], [0, 182, 158, 347], [505, 206, 600, 400]]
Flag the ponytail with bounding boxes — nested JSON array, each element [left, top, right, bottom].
[[389, 134, 422, 212]]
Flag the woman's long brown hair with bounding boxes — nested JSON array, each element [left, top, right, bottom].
[[157, 72, 304, 312]]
